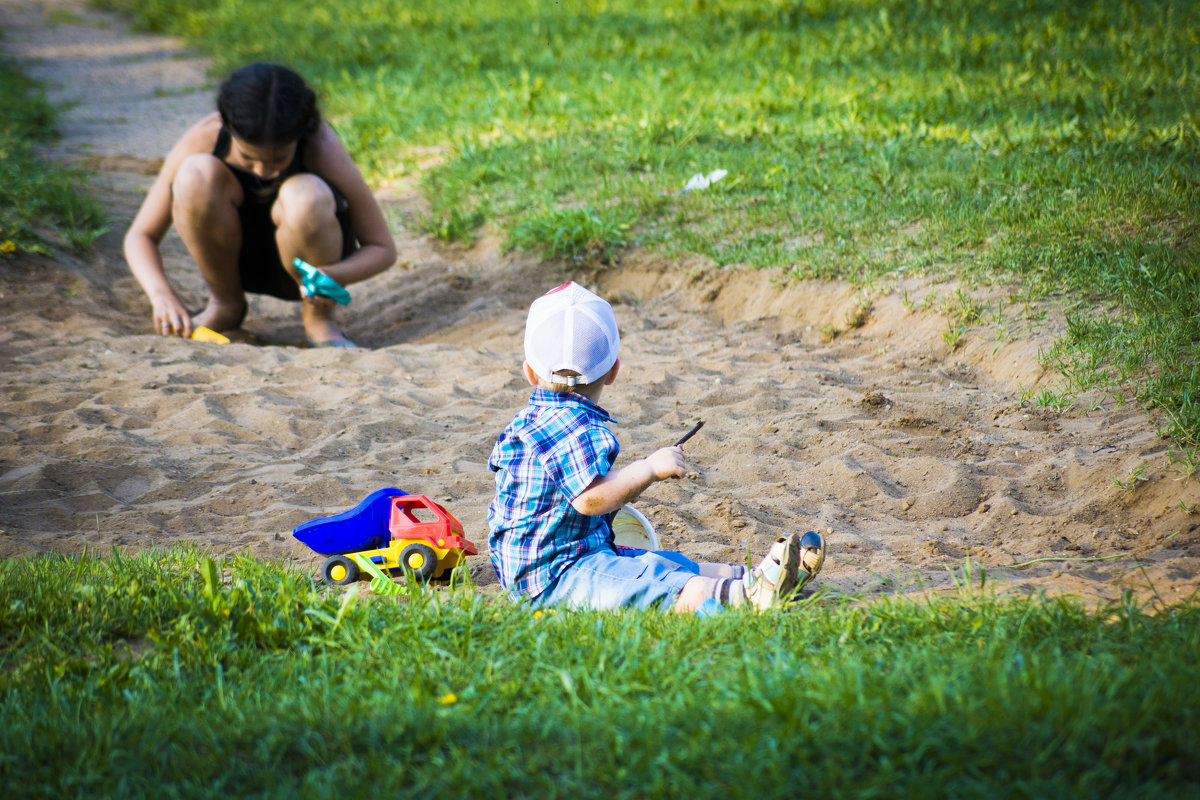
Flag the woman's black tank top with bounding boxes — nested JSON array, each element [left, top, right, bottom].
[[212, 127, 307, 206]]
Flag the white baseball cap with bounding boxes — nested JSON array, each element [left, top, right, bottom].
[[524, 282, 620, 387]]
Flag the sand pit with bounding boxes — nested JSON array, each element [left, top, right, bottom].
[[2, 0, 1198, 608]]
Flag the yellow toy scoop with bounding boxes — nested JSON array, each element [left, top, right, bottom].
[[191, 326, 230, 344]]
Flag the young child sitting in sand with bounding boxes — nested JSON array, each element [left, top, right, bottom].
[[487, 281, 826, 612]]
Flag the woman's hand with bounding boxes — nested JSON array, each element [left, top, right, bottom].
[[151, 293, 192, 338]]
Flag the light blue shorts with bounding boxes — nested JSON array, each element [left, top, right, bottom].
[[531, 547, 701, 611]]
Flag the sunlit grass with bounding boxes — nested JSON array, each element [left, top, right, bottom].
[[2, 546, 1198, 795]]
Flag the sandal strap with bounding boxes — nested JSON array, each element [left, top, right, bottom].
[[756, 557, 783, 587]]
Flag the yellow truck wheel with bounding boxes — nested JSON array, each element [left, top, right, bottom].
[[322, 555, 359, 586], [399, 542, 437, 582]]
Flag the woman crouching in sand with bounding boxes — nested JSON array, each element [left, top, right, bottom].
[[124, 62, 396, 347]]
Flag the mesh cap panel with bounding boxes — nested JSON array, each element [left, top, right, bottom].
[[524, 282, 620, 386]]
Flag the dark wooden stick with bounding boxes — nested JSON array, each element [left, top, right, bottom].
[[673, 420, 705, 447]]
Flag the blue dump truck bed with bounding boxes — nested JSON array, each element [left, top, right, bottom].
[[292, 487, 408, 556]]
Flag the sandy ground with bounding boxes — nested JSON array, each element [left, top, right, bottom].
[[2, 0, 1199, 608]]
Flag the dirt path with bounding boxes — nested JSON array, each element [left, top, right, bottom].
[[2, 0, 1198, 607]]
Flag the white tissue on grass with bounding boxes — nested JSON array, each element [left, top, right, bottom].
[[681, 169, 728, 192]]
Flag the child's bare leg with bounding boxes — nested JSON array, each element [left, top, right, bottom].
[[697, 562, 746, 580], [674, 576, 722, 613], [171, 154, 246, 331], [677, 536, 814, 613], [272, 174, 349, 345]]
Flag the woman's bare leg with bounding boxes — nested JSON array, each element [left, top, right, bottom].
[[272, 174, 350, 345], [171, 154, 247, 331]]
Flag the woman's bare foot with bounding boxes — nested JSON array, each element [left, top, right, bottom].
[[301, 295, 355, 347], [193, 298, 247, 332]]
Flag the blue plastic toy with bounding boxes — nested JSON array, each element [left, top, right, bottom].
[[293, 488, 479, 587], [293, 487, 407, 556], [294, 258, 352, 305]]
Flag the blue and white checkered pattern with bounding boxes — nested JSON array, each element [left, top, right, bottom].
[[487, 389, 619, 598]]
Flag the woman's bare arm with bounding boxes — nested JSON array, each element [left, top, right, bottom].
[[123, 113, 222, 334], [302, 122, 397, 285]]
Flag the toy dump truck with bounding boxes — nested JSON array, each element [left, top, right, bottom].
[[293, 488, 478, 587]]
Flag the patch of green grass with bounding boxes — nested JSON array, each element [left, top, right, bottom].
[[102, 0, 1200, 457], [1022, 386, 1076, 413], [507, 204, 631, 264], [0, 56, 107, 254], [419, 203, 487, 246], [2, 547, 1198, 796]]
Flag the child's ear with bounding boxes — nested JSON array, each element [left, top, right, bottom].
[[604, 358, 620, 385], [522, 361, 540, 387]]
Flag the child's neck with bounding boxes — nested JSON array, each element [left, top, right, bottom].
[[574, 383, 605, 404], [542, 382, 605, 405]]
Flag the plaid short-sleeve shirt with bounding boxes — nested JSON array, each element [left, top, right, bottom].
[[487, 389, 619, 599]]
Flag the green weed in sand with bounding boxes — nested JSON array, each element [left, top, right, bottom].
[[1, 547, 1198, 796]]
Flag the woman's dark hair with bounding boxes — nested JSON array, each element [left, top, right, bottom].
[[217, 63, 321, 145]]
